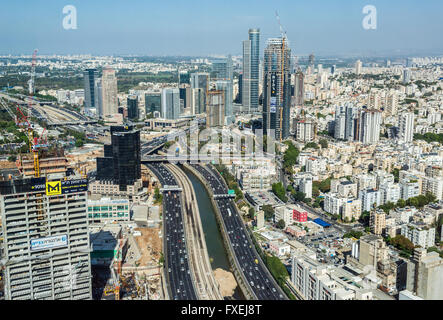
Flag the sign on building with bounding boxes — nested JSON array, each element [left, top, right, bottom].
[[30, 234, 68, 251]]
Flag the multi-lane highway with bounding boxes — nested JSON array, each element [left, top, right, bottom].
[[189, 163, 287, 300], [147, 163, 197, 300]]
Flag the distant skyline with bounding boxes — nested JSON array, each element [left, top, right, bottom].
[[1, 0, 443, 57]]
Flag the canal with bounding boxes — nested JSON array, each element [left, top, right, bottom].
[[183, 166, 244, 300]]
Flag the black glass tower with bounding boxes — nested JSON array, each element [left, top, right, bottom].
[[96, 125, 141, 191]]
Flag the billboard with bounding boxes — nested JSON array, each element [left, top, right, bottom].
[[270, 73, 277, 97], [44, 178, 88, 196], [270, 97, 277, 113], [30, 234, 68, 251]]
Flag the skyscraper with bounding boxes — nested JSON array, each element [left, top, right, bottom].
[[127, 95, 138, 120], [96, 125, 141, 192], [263, 38, 291, 141], [161, 88, 180, 120], [206, 90, 225, 128], [145, 92, 161, 118], [294, 69, 304, 107], [359, 109, 382, 144], [211, 55, 233, 81], [398, 112, 414, 143], [190, 72, 209, 113], [308, 53, 315, 70], [101, 67, 118, 118], [403, 69, 412, 84], [83, 68, 98, 115], [242, 28, 260, 112], [355, 60, 363, 75], [215, 80, 233, 124]]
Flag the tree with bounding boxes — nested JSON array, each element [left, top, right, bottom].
[[262, 205, 275, 221], [276, 219, 286, 229], [248, 207, 255, 219], [282, 141, 300, 172], [293, 191, 306, 202], [75, 138, 84, 148], [7, 155, 16, 162], [391, 168, 400, 183], [319, 139, 328, 149], [397, 199, 406, 208], [154, 187, 163, 204], [272, 182, 288, 203], [303, 142, 319, 150]]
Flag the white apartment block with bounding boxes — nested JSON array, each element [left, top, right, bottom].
[[291, 253, 373, 300], [401, 224, 435, 248], [379, 183, 401, 205], [360, 189, 381, 212]]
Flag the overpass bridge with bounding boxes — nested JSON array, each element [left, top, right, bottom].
[[141, 154, 274, 163], [47, 120, 98, 127]]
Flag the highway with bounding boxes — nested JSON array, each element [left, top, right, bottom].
[[166, 163, 223, 300], [189, 163, 287, 300], [146, 163, 197, 300]]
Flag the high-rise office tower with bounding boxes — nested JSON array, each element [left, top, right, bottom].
[[206, 90, 225, 128], [127, 95, 138, 120], [96, 125, 141, 191], [179, 84, 192, 114], [308, 53, 315, 70], [83, 68, 98, 115], [398, 112, 414, 143], [94, 78, 103, 117], [238, 73, 243, 104], [101, 67, 118, 118], [242, 28, 260, 112], [0, 175, 91, 300], [190, 72, 209, 113], [334, 106, 347, 140], [294, 69, 304, 107], [263, 38, 292, 141], [211, 55, 233, 81], [342, 104, 358, 141], [355, 60, 363, 75], [215, 80, 233, 125], [359, 109, 382, 144], [145, 92, 161, 118], [331, 65, 336, 75], [161, 88, 180, 120], [403, 69, 412, 84]]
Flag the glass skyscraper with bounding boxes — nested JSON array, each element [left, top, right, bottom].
[[263, 38, 291, 141], [161, 88, 180, 120], [127, 95, 138, 120], [145, 92, 161, 117], [242, 28, 260, 112], [83, 68, 98, 114], [96, 125, 141, 191]]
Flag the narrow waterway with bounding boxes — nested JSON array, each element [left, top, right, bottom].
[[183, 166, 244, 300]]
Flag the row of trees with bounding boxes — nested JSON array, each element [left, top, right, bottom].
[[214, 164, 244, 202], [378, 192, 437, 213], [414, 133, 443, 145]]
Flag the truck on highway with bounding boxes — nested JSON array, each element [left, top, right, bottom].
[[227, 208, 232, 217]]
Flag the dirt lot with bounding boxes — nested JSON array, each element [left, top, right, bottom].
[[134, 227, 162, 266]]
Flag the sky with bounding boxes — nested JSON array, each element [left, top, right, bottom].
[[1, 0, 443, 57]]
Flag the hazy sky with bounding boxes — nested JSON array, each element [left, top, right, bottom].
[[1, 0, 443, 57]]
